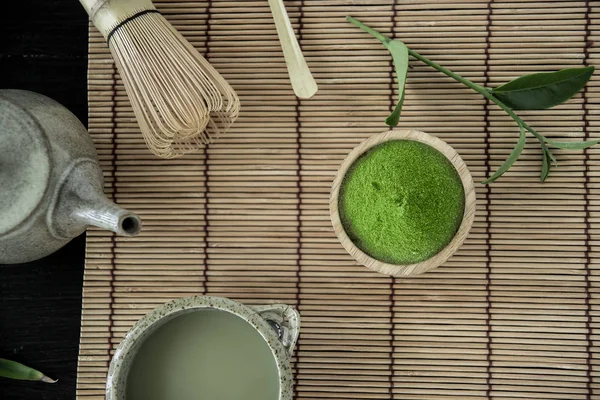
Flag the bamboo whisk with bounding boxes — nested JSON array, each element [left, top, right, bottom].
[[80, 0, 240, 158]]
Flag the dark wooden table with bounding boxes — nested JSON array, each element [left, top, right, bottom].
[[0, 1, 88, 399]]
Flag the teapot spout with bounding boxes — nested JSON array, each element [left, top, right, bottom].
[[50, 159, 142, 239], [74, 197, 142, 237]]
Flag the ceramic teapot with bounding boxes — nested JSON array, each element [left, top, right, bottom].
[[0, 89, 141, 264]]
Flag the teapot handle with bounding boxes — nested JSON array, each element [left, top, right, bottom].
[[252, 304, 300, 356]]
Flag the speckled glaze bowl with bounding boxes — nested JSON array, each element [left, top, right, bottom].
[[106, 296, 300, 400]]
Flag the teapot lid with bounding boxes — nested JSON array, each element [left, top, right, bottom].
[[0, 95, 51, 236]]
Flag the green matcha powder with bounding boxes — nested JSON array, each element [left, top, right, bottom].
[[339, 140, 465, 265]]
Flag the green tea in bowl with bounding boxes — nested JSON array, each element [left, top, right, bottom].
[[106, 296, 300, 400], [126, 310, 280, 400], [330, 129, 475, 276]]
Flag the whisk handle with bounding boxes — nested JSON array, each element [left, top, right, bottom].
[[268, 0, 318, 99], [79, 0, 155, 39]]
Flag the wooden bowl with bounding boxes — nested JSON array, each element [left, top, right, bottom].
[[330, 129, 476, 276]]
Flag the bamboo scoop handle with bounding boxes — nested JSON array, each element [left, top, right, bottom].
[[268, 0, 318, 99]]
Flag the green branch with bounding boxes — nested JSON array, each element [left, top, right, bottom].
[[347, 16, 597, 183]]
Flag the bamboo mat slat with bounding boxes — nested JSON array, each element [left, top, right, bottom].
[[77, 0, 600, 399]]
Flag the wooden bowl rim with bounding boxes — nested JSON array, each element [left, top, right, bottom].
[[329, 129, 476, 276]]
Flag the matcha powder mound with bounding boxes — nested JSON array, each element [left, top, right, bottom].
[[339, 140, 465, 265]]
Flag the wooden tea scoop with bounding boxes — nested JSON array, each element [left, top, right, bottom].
[[268, 0, 318, 99]]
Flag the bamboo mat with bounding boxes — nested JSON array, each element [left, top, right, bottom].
[[78, 1, 600, 399]]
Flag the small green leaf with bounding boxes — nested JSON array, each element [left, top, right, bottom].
[[483, 125, 527, 184], [386, 100, 403, 127], [0, 358, 57, 383], [384, 40, 409, 127], [540, 151, 550, 182], [347, 17, 409, 127], [544, 136, 600, 150], [492, 66, 595, 110], [540, 145, 554, 182]]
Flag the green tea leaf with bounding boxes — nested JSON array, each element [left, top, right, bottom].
[[540, 145, 554, 182], [0, 358, 57, 383], [544, 136, 600, 150], [385, 40, 409, 127], [483, 124, 527, 184], [386, 100, 403, 127], [540, 151, 550, 182], [346, 16, 409, 127], [492, 66, 595, 110]]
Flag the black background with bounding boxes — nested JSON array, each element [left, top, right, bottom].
[[0, 1, 89, 399]]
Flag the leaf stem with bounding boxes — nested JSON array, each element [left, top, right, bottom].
[[406, 49, 487, 93], [346, 16, 391, 44], [407, 49, 535, 133]]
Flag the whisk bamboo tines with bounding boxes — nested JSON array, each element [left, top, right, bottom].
[[80, 0, 240, 158]]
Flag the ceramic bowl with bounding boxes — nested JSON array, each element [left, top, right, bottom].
[[106, 296, 300, 400], [330, 129, 476, 276]]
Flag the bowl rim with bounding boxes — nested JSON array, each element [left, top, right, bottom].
[[329, 129, 476, 276]]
